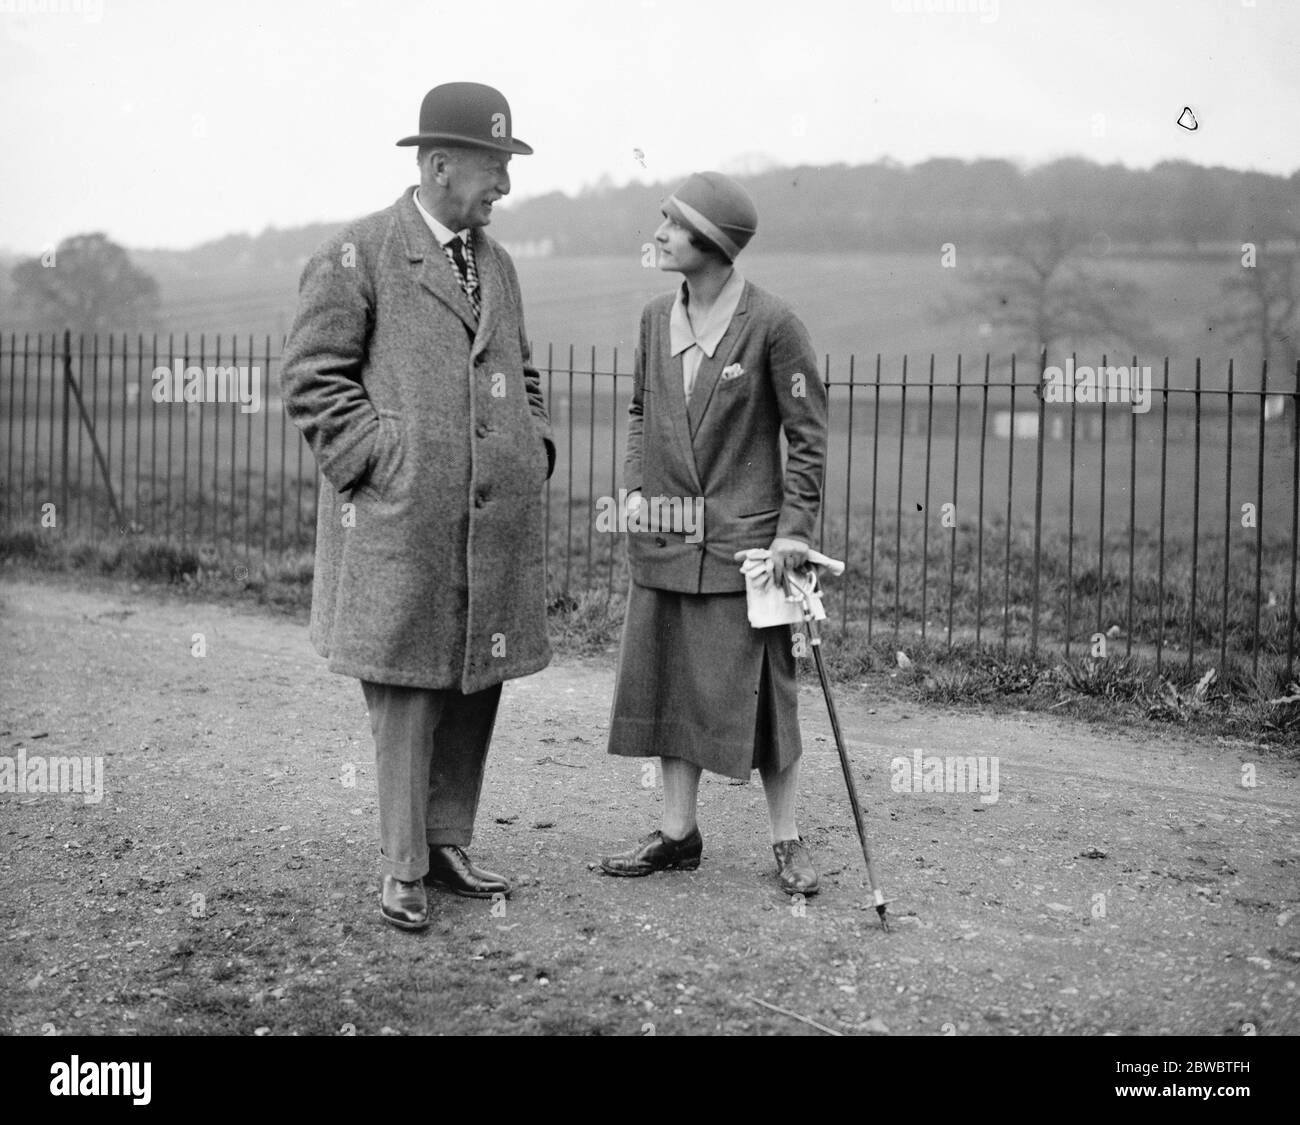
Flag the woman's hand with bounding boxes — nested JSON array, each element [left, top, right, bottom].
[[768, 536, 809, 584]]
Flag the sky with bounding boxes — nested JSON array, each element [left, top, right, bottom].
[[1, 0, 1296, 254]]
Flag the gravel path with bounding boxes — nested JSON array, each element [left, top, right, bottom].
[[1, 576, 1296, 1036]]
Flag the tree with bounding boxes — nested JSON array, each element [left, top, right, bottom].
[[1216, 253, 1298, 369], [1214, 252, 1299, 434], [940, 214, 1166, 362], [10, 232, 159, 334]]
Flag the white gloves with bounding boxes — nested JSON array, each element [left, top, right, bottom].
[[733, 548, 845, 629]]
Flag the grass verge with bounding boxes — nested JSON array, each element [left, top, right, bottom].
[[3, 528, 1296, 753]]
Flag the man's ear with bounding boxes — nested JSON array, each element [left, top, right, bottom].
[[422, 148, 450, 185]]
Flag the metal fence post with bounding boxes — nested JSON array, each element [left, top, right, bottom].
[[1220, 359, 1234, 674], [1155, 357, 1170, 675], [946, 354, 961, 653], [60, 329, 71, 531], [60, 329, 123, 533], [1252, 360, 1267, 677], [1189, 359, 1202, 673], [1287, 359, 1299, 681], [1031, 346, 1047, 657]]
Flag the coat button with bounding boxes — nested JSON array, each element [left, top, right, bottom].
[[476, 423, 489, 438], [475, 492, 487, 508], [654, 536, 666, 547]]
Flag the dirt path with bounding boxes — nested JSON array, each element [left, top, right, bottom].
[[1, 576, 1297, 1036]]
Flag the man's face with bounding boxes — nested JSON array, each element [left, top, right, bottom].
[[654, 213, 710, 274], [432, 147, 511, 230]]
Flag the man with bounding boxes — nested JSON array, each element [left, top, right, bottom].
[[599, 172, 828, 895], [282, 82, 554, 932]]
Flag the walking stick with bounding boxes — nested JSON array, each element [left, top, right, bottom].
[[785, 564, 891, 932]]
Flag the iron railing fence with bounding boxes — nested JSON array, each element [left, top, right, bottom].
[[2, 331, 1298, 679]]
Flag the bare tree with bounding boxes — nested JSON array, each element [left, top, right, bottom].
[[1215, 252, 1299, 379], [939, 215, 1166, 363], [1213, 251, 1300, 436]]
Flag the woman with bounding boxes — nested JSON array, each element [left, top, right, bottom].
[[599, 171, 828, 895]]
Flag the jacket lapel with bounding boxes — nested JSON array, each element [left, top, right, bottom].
[[686, 282, 751, 438], [656, 305, 704, 496], [396, 189, 479, 336]]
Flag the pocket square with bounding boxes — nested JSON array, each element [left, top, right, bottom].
[[721, 363, 745, 381]]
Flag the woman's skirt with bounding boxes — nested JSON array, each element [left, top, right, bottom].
[[606, 582, 802, 780]]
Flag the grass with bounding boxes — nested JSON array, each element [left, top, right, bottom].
[[547, 492, 1299, 665], [847, 634, 1300, 750], [3, 524, 1297, 753], [0, 526, 315, 615]]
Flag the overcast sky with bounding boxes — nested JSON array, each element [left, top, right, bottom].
[[1, 0, 1296, 254]]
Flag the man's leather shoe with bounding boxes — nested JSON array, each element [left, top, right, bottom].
[[423, 845, 511, 899], [773, 838, 819, 896], [600, 827, 703, 877], [380, 875, 430, 931]]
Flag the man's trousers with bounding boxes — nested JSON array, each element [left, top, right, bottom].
[[360, 680, 503, 882]]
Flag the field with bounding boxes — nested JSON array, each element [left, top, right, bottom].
[[150, 250, 1250, 381]]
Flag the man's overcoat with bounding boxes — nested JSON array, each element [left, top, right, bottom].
[[282, 188, 554, 694]]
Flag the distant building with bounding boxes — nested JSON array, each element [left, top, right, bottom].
[[500, 238, 555, 260]]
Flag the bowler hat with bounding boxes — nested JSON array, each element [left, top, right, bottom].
[[396, 82, 533, 155]]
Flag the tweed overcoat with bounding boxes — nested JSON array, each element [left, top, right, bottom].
[[624, 279, 827, 592], [282, 188, 554, 694]]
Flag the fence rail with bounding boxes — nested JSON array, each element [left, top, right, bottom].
[[2, 330, 1298, 680]]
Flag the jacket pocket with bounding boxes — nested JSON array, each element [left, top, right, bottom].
[[716, 373, 751, 393], [716, 508, 781, 550], [361, 411, 406, 497], [531, 431, 550, 485]]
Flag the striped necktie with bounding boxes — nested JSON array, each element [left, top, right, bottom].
[[445, 235, 481, 318]]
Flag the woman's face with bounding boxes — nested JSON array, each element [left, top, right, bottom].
[[654, 213, 709, 274]]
